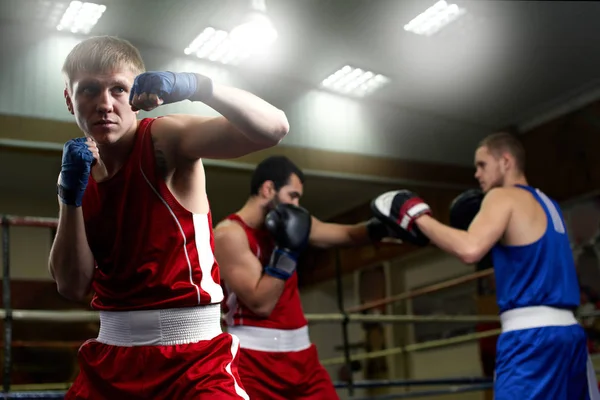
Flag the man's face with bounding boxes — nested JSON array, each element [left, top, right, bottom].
[[474, 146, 504, 193], [268, 173, 304, 209], [64, 67, 139, 144]]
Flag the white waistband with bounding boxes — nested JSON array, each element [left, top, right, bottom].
[[500, 306, 578, 333], [97, 304, 222, 346], [227, 325, 311, 352]]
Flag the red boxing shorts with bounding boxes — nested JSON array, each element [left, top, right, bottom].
[[66, 305, 249, 400], [229, 325, 339, 400]]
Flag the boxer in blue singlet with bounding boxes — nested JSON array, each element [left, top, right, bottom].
[[371, 132, 600, 399]]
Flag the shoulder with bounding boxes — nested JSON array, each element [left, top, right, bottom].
[[148, 115, 182, 144], [481, 187, 515, 209], [214, 219, 248, 248]]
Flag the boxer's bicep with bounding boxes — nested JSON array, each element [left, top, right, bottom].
[[154, 115, 269, 161], [214, 224, 264, 301], [467, 189, 512, 257]]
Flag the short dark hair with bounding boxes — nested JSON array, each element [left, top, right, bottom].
[[250, 156, 305, 195], [479, 131, 526, 173]]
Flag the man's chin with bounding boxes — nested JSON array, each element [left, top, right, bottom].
[[89, 127, 123, 144], [89, 134, 115, 145]]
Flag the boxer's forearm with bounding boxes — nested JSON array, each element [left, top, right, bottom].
[[346, 223, 372, 246], [310, 220, 372, 248], [242, 275, 286, 317], [48, 203, 95, 301], [415, 215, 481, 264], [202, 83, 289, 146]]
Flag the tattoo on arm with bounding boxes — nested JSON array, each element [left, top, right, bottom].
[[152, 136, 169, 180]]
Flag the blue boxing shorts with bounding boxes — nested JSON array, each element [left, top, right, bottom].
[[494, 306, 600, 400]]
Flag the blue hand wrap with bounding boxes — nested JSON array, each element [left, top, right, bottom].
[[58, 138, 95, 207], [264, 266, 292, 280], [129, 72, 213, 105], [264, 248, 299, 281]]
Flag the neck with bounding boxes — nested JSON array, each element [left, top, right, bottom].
[[97, 122, 138, 177], [504, 173, 528, 188], [236, 196, 269, 229]]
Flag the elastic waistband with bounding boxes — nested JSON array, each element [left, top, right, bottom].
[[228, 325, 311, 352], [500, 306, 578, 333], [97, 304, 222, 346]]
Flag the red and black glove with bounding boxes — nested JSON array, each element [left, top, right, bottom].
[[370, 190, 431, 246]]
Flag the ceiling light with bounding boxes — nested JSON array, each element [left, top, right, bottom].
[[404, 0, 466, 37], [184, 0, 278, 66], [229, 12, 278, 54], [33, 0, 69, 29], [184, 27, 253, 66], [56, 1, 106, 35], [321, 65, 390, 97]]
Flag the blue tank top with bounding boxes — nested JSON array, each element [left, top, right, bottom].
[[492, 185, 580, 313]]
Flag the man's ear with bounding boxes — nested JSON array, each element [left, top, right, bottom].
[[500, 152, 513, 170], [259, 180, 275, 198], [64, 88, 74, 115]]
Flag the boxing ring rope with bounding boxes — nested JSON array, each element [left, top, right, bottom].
[[306, 313, 501, 323], [345, 268, 494, 314], [1, 385, 497, 400], [2, 214, 596, 399], [0, 309, 503, 324], [321, 328, 502, 366], [333, 377, 491, 389], [0, 216, 60, 229], [351, 383, 494, 400]]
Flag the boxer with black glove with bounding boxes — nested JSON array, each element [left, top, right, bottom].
[[264, 204, 312, 280], [449, 189, 484, 230], [385, 132, 596, 400], [215, 155, 430, 400]]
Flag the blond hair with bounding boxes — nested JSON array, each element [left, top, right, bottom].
[[479, 131, 526, 173], [62, 36, 146, 90]]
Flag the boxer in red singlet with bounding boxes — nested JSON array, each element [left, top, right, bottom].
[[48, 35, 289, 399], [214, 156, 424, 400]]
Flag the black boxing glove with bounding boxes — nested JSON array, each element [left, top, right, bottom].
[[370, 190, 432, 246], [264, 204, 312, 280], [366, 218, 391, 242], [366, 217, 430, 246], [449, 189, 484, 230]]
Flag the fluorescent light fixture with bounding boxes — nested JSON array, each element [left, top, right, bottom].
[[33, 0, 69, 29], [185, 0, 278, 66], [404, 0, 466, 37], [57, 1, 106, 35], [185, 25, 277, 66], [184, 27, 249, 66], [230, 12, 278, 52], [321, 65, 390, 97]]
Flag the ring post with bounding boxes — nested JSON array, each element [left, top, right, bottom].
[[334, 249, 353, 397], [2, 216, 13, 394]]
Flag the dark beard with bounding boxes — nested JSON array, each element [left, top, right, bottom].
[[267, 196, 281, 211]]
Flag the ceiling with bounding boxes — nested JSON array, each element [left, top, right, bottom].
[[1, 0, 600, 132], [1, 0, 599, 222]]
